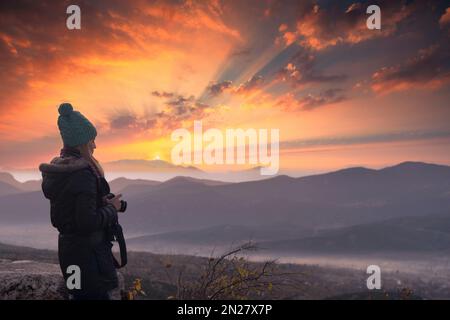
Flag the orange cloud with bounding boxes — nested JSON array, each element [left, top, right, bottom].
[[1, 0, 449, 172], [277, 1, 413, 50], [439, 7, 450, 27], [371, 44, 450, 95], [0, 1, 238, 128]]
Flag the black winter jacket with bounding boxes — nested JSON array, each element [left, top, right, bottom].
[[39, 148, 119, 296]]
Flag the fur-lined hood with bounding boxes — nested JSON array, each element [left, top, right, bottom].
[[39, 156, 90, 174], [40, 156, 91, 200]]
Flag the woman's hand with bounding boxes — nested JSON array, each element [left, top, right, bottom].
[[106, 193, 123, 211]]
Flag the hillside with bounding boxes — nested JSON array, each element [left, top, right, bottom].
[[0, 172, 41, 192], [0, 181, 22, 196], [1, 242, 449, 300], [259, 213, 450, 254], [127, 223, 313, 251]]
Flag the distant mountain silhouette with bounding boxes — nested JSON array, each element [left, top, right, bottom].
[[108, 176, 229, 196], [197, 166, 277, 183], [1, 161, 450, 257], [0, 172, 41, 194], [118, 161, 450, 234], [158, 176, 230, 188], [0, 172, 23, 189], [103, 159, 204, 173], [0, 181, 22, 196], [20, 180, 42, 191], [109, 177, 160, 194]]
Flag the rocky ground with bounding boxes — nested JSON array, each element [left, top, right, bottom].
[[0, 259, 123, 300]]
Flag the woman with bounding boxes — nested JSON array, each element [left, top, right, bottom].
[[39, 103, 126, 300]]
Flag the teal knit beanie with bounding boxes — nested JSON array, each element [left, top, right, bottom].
[[57, 103, 97, 147]]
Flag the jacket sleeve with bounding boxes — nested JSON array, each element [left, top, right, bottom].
[[70, 168, 118, 234]]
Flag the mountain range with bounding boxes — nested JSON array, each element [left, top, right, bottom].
[[0, 161, 449, 255], [0, 172, 41, 195], [102, 159, 203, 173]]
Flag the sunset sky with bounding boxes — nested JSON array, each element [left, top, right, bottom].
[[0, 0, 449, 174]]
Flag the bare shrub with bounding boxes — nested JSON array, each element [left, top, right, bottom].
[[164, 242, 293, 300]]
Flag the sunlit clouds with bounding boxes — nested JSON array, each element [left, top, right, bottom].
[[0, 0, 449, 173]]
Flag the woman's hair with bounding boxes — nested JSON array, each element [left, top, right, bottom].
[[77, 143, 105, 177]]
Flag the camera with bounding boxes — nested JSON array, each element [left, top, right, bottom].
[[106, 193, 127, 213]]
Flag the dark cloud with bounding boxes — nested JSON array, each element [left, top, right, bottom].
[[207, 80, 233, 96], [109, 91, 211, 134], [166, 95, 196, 115], [208, 43, 347, 99], [154, 93, 210, 129], [110, 113, 137, 130], [299, 88, 346, 110], [195, 101, 210, 109], [152, 91, 175, 98], [277, 0, 416, 50], [276, 46, 346, 87], [109, 109, 157, 133], [372, 43, 450, 94], [276, 88, 346, 111], [206, 75, 265, 97], [235, 75, 265, 94]]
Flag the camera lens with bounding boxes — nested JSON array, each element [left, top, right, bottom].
[[120, 200, 127, 212]]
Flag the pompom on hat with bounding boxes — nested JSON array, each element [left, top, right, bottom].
[[57, 103, 97, 147]]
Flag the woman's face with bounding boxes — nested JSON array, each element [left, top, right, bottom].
[[88, 140, 96, 155]]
